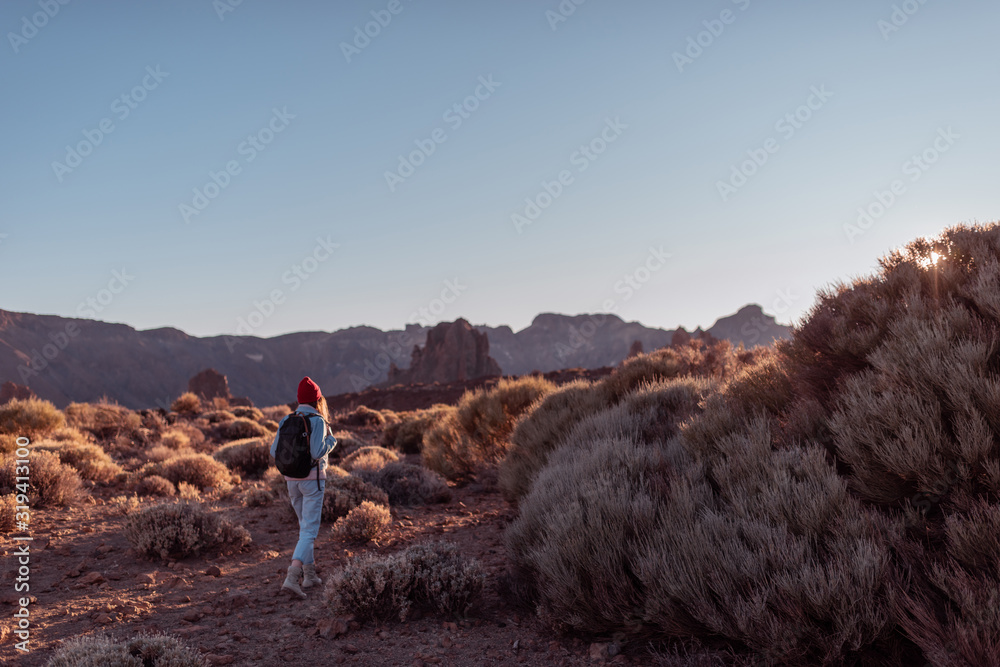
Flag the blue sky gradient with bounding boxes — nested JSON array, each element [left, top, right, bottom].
[[1, 0, 997, 337]]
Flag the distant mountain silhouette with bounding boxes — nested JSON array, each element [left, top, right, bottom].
[[0, 306, 790, 408]]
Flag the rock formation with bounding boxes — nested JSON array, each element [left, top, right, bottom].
[[387, 319, 501, 386], [0, 381, 35, 404], [188, 369, 230, 401]]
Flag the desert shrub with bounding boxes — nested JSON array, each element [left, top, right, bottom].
[[0, 434, 17, 455], [203, 409, 236, 424], [0, 398, 65, 436], [109, 494, 142, 516], [261, 419, 279, 431], [47, 631, 206, 667], [146, 453, 237, 491], [323, 474, 390, 522], [431, 377, 556, 481], [260, 404, 291, 422], [333, 500, 391, 542], [336, 405, 386, 427], [324, 542, 484, 622], [381, 405, 453, 454], [420, 408, 467, 479], [0, 450, 82, 507], [340, 446, 399, 472], [36, 438, 122, 484], [65, 400, 145, 443], [213, 437, 271, 477], [600, 339, 753, 404], [143, 445, 192, 464], [353, 462, 451, 506], [231, 406, 264, 421], [160, 429, 191, 450], [124, 501, 250, 560], [135, 475, 176, 497], [332, 430, 367, 453], [500, 380, 606, 501], [0, 494, 16, 532], [242, 487, 273, 507], [214, 417, 268, 441], [171, 392, 202, 415], [177, 482, 201, 500], [169, 422, 206, 449], [507, 391, 897, 663]]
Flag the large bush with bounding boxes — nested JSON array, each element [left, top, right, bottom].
[[124, 501, 250, 560], [381, 405, 452, 454], [505, 225, 1000, 665], [423, 376, 554, 479], [65, 400, 145, 442], [36, 431, 122, 484], [340, 445, 399, 472], [0, 398, 65, 436]]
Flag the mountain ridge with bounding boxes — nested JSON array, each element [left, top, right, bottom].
[[0, 306, 791, 408]]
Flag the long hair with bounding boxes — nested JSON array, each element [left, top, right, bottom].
[[302, 395, 330, 423]]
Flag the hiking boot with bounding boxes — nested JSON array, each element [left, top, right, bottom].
[[302, 563, 322, 589], [281, 565, 307, 599]]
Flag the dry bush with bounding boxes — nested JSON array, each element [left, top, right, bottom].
[[213, 417, 269, 441], [420, 408, 466, 479], [260, 404, 291, 422], [0, 398, 65, 436], [323, 474, 390, 522], [47, 631, 206, 667], [0, 494, 16, 533], [124, 501, 250, 560], [340, 446, 399, 472], [332, 430, 367, 454], [0, 450, 82, 507], [65, 400, 146, 443], [143, 445, 193, 464], [0, 434, 18, 455], [424, 376, 555, 480], [177, 482, 201, 500], [168, 422, 206, 449], [213, 437, 271, 477], [203, 409, 236, 424], [109, 494, 142, 516], [353, 462, 451, 506], [333, 500, 391, 542], [336, 405, 386, 427], [500, 380, 606, 502], [171, 392, 201, 415], [146, 453, 238, 491], [600, 339, 754, 404], [381, 405, 453, 454], [36, 437, 123, 484], [160, 428, 191, 450], [242, 487, 273, 507], [324, 542, 484, 622], [135, 475, 176, 497], [231, 406, 264, 421]]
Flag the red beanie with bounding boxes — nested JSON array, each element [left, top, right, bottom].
[[297, 376, 322, 403]]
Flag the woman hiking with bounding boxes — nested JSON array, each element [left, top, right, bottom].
[[269, 376, 338, 598]]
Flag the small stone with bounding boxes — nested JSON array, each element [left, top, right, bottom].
[[440, 636, 452, 649], [94, 614, 114, 625], [206, 655, 236, 666], [206, 565, 222, 577], [343, 644, 359, 654], [79, 572, 105, 585], [182, 610, 202, 623]]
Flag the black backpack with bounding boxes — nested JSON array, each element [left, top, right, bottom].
[[274, 412, 321, 480]]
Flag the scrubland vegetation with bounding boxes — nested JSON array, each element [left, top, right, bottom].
[[10, 223, 1000, 664]]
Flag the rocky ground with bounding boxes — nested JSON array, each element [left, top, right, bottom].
[[0, 468, 637, 666]]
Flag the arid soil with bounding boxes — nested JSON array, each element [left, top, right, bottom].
[[0, 454, 633, 666]]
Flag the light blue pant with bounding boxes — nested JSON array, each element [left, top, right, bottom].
[[287, 479, 325, 565]]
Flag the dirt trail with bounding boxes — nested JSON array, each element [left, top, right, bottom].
[[2, 480, 628, 666]]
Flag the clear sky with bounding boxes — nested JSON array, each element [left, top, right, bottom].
[[1, 0, 996, 338]]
